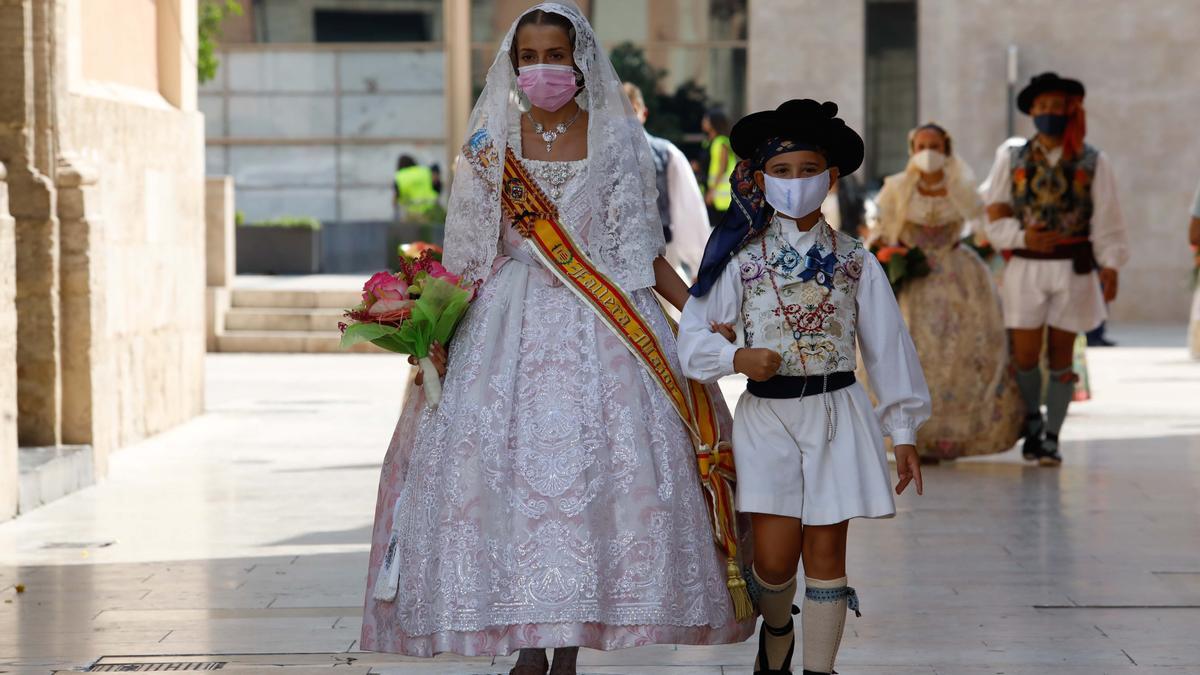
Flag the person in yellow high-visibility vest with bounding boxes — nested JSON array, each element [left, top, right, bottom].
[[702, 109, 736, 227], [393, 154, 440, 220]]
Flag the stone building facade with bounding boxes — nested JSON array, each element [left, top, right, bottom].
[[0, 163, 16, 520], [0, 0, 206, 520], [204, 0, 747, 231], [750, 0, 1200, 323]]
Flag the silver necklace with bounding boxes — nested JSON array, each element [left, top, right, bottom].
[[527, 107, 582, 154]]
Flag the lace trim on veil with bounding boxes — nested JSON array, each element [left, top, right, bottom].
[[442, 1, 664, 292]]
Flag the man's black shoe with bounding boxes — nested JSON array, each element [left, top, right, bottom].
[[1038, 433, 1063, 466], [1021, 414, 1044, 461]]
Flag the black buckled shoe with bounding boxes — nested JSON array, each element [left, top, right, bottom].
[[754, 605, 800, 674], [1038, 432, 1063, 466], [1021, 414, 1044, 461]]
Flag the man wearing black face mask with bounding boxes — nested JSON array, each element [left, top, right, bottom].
[[982, 72, 1129, 467]]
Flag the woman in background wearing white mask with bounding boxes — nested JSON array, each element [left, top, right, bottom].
[[870, 123, 1024, 463], [680, 100, 930, 675]]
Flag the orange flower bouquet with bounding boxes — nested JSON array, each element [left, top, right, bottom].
[[869, 242, 931, 294]]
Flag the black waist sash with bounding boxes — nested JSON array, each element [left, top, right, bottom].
[[1011, 239, 1096, 274], [746, 371, 856, 399]]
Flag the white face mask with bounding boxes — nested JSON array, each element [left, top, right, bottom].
[[911, 149, 947, 173], [763, 171, 832, 219]]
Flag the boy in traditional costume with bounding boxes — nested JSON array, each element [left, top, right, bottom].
[[679, 99, 931, 675], [982, 72, 1129, 466]]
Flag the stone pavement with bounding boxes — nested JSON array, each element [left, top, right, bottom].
[[1, 325, 1198, 674]]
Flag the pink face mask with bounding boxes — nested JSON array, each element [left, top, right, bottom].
[[517, 64, 579, 112]]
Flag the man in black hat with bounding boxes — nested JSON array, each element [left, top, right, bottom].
[[982, 72, 1129, 466], [679, 99, 930, 675]]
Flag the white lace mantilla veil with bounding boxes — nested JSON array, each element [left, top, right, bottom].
[[441, 1, 664, 292]]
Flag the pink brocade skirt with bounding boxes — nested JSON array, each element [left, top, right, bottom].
[[360, 257, 754, 657]]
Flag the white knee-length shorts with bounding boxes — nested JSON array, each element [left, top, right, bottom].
[[1001, 258, 1106, 334], [731, 382, 896, 525]]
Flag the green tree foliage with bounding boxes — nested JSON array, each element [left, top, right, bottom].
[[609, 42, 711, 152], [198, 0, 243, 85]]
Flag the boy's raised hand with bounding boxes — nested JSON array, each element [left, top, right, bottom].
[[733, 348, 782, 382], [893, 444, 923, 495]]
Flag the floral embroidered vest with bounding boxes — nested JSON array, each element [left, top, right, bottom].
[[736, 220, 865, 376], [1010, 139, 1099, 239]]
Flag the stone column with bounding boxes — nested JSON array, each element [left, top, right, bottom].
[[56, 156, 113, 474], [0, 0, 63, 448], [0, 162, 19, 521], [443, 0, 471, 177], [157, 0, 198, 112], [747, 0, 865, 134], [205, 176, 235, 351]]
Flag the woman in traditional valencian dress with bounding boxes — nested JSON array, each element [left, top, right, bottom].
[[359, 4, 753, 674], [869, 123, 1024, 461]]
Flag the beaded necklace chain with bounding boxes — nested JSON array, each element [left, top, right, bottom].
[[761, 217, 839, 439]]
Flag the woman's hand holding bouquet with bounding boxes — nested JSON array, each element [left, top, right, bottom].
[[339, 246, 478, 407]]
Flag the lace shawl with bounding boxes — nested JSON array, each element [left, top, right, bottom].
[[875, 154, 983, 246]]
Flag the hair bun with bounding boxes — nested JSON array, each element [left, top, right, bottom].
[[777, 98, 836, 121]]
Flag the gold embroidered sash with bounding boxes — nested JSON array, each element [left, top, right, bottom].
[[499, 147, 751, 620]]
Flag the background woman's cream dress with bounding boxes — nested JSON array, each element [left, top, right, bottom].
[[360, 144, 753, 657], [870, 190, 1024, 459]]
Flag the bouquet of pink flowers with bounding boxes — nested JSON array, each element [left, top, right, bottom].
[[339, 250, 478, 407]]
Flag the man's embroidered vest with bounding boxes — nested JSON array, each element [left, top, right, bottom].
[[1010, 139, 1099, 238], [735, 221, 865, 376]]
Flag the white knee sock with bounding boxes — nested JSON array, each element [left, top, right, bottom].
[[802, 576, 860, 674], [752, 567, 798, 671]]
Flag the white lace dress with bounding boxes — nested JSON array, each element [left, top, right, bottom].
[[360, 148, 754, 656]]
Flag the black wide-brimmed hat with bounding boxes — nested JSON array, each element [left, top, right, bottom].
[[729, 99, 864, 176], [1017, 72, 1085, 114]]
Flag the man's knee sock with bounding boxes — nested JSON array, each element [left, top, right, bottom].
[[1015, 367, 1044, 430], [802, 577, 860, 675], [1045, 367, 1075, 437], [753, 567, 798, 671]]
